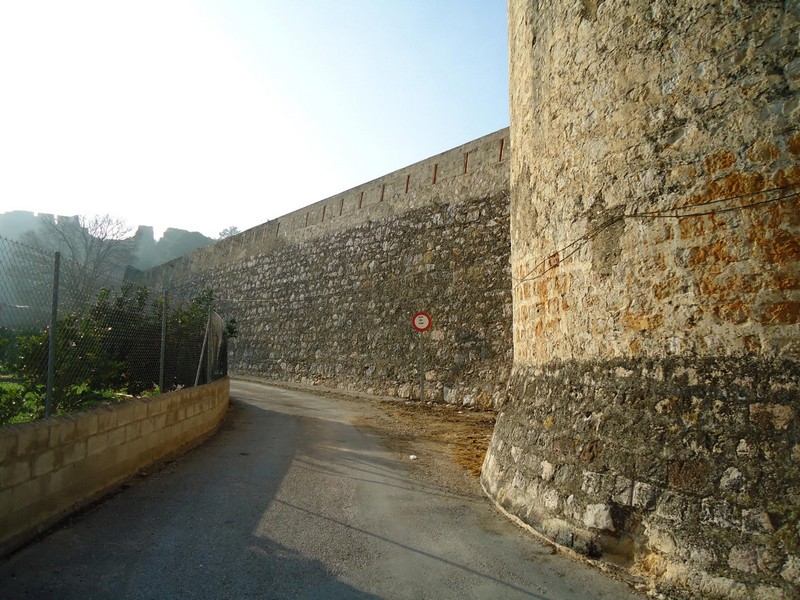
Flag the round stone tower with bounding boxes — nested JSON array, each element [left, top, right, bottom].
[[483, 1, 799, 597]]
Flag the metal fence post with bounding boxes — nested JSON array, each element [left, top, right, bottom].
[[45, 251, 61, 418], [207, 310, 214, 383], [159, 291, 167, 392], [195, 308, 211, 387]]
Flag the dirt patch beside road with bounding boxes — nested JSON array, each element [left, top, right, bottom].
[[353, 398, 495, 492], [259, 380, 496, 496]]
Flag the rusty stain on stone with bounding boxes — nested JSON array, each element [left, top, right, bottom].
[[667, 460, 710, 493], [705, 151, 736, 174], [758, 301, 800, 325], [746, 140, 780, 164], [788, 133, 800, 156]]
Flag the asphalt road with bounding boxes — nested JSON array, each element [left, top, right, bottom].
[[0, 380, 645, 599]]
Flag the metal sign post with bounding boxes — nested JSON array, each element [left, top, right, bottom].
[[412, 312, 432, 401], [419, 334, 424, 402]]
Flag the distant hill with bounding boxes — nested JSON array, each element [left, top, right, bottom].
[[130, 225, 216, 270], [0, 211, 215, 271]]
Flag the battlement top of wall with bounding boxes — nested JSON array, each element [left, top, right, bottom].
[[142, 126, 510, 282], [258, 126, 509, 229]]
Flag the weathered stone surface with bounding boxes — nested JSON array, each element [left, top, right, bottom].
[[583, 503, 615, 531], [485, 354, 800, 596], [781, 554, 800, 585], [487, 2, 800, 597], [140, 130, 512, 409]]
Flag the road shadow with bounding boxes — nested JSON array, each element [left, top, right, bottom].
[[0, 383, 572, 599], [0, 397, 380, 599]]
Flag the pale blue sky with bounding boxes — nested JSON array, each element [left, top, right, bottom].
[[0, 1, 508, 239]]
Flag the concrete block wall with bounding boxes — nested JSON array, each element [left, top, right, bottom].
[[0, 378, 229, 556]]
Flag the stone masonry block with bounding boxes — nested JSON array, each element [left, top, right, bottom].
[[32, 449, 56, 478], [0, 460, 31, 489], [90, 445, 119, 477], [0, 512, 29, 543], [21, 496, 59, 533], [728, 546, 759, 575], [0, 432, 17, 460], [48, 419, 76, 446], [11, 475, 47, 513], [780, 555, 800, 585], [649, 527, 678, 555], [140, 417, 155, 437], [142, 427, 167, 452], [45, 468, 64, 496], [0, 487, 12, 516], [105, 427, 126, 448], [61, 440, 87, 466], [133, 401, 148, 422], [164, 410, 178, 427], [583, 503, 615, 531], [134, 441, 157, 467], [166, 395, 183, 411], [742, 509, 775, 534], [700, 498, 740, 529], [147, 398, 167, 418], [581, 471, 614, 497], [632, 481, 660, 510], [96, 408, 118, 432], [74, 413, 99, 438], [15, 426, 51, 456], [134, 435, 159, 463], [115, 404, 138, 427], [86, 432, 108, 457], [752, 585, 787, 600], [59, 461, 94, 499], [611, 476, 634, 506], [153, 413, 167, 431], [113, 438, 137, 465], [125, 422, 142, 443], [655, 491, 688, 523], [172, 418, 190, 437]]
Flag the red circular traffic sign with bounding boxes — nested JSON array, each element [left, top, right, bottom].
[[412, 311, 432, 332]]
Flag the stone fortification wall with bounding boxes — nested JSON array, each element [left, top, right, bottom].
[[148, 129, 509, 282], [483, 2, 798, 599], [142, 129, 511, 407]]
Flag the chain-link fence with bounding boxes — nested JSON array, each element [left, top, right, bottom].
[[0, 235, 227, 426]]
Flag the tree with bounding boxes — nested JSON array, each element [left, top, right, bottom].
[[22, 214, 136, 311], [218, 226, 240, 239]]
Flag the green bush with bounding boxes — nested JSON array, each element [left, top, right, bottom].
[[0, 286, 220, 426], [0, 381, 42, 424]]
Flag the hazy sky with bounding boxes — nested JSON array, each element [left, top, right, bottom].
[[0, 1, 508, 239]]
